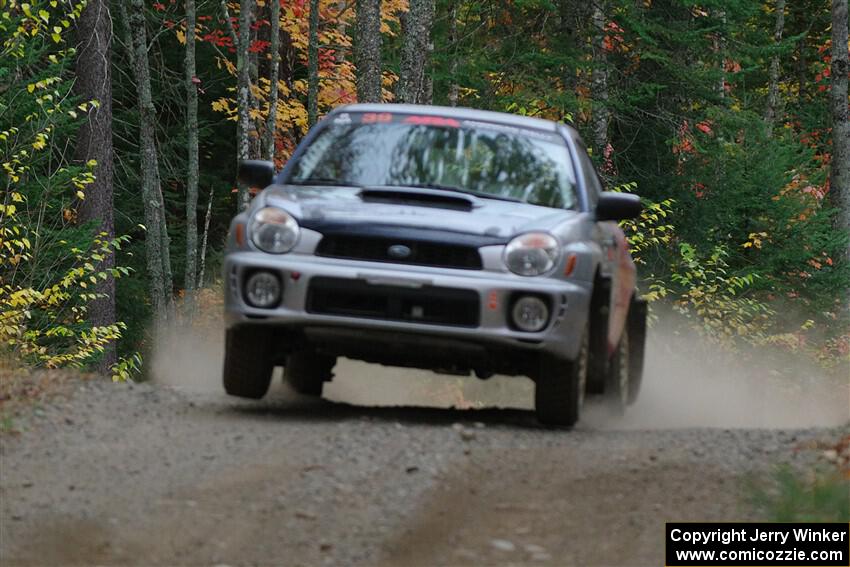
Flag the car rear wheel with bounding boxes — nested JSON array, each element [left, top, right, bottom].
[[603, 328, 629, 416], [223, 327, 274, 399], [534, 332, 588, 427], [284, 351, 336, 397]]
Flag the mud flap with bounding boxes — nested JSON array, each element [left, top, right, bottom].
[[626, 297, 647, 404], [586, 277, 611, 395]]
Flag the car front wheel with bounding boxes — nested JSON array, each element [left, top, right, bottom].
[[223, 327, 274, 399], [534, 332, 589, 427]]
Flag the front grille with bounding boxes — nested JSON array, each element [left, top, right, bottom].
[[315, 235, 482, 270], [307, 277, 480, 328]]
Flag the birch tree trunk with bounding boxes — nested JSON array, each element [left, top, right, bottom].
[[236, 0, 254, 210], [590, 0, 609, 154], [265, 0, 281, 161], [764, 0, 785, 136], [74, 0, 116, 371], [308, 0, 319, 127], [398, 0, 434, 104], [198, 186, 215, 289], [830, 0, 850, 251], [355, 0, 382, 102], [129, 0, 174, 322], [184, 0, 199, 318]]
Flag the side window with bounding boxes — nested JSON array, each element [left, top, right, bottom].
[[575, 145, 602, 207]]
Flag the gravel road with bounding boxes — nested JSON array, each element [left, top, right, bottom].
[[1, 331, 848, 566]]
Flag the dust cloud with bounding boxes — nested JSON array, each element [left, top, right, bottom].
[[151, 320, 849, 430], [615, 326, 849, 430], [150, 324, 225, 393]]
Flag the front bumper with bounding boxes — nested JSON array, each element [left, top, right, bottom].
[[224, 251, 592, 361]]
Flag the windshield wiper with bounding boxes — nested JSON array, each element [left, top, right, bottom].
[[289, 177, 363, 188], [377, 183, 522, 203]]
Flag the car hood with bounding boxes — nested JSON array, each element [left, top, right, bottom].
[[260, 184, 576, 240]]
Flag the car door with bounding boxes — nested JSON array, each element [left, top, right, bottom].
[[574, 144, 635, 352], [574, 144, 616, 278]]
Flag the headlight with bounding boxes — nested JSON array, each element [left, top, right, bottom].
[[504, 232, 560, 276], [249, 207, 300, 253]]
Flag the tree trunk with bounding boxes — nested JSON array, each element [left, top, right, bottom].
[[236, 0, 254, 210], [221, 0, 239, 46], [792, 1, 807, 105], [334, 0, 349, 73], [590, 0, 609, 154], [265, 0, 281, 162], [397, 0, 434, 104], [564, 0, 592, 124], [557, 0, 580, 98], [355, 0, 382, 102], [249, 13, 261, 159], [308, 0, 319, 127], [764, 0, 786, 136], [129, 0, 174, 323], [74, 0, 116, 371], [198, 186, 215, 288], [184, 0, 200, 319], [830, 0, 850, 252], [447, 0, 459, 106]]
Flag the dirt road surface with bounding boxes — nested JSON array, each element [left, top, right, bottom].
[[1, 331, 848, 566]]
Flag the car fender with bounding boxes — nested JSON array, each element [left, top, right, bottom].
[[607, 229, 636, 352]]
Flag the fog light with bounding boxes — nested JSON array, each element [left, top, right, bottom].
[[245, 271, 281, 308], [511, 296, 549, 332]]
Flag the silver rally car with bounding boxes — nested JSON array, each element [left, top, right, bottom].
[[223, 104, 647, 427]]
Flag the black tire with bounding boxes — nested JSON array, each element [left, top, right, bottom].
[[223, 326, 274, 399], [284, 351, 336, 397], [534, 332, 589, 427], [586, 276, 610, 394], [603, 328, 629, 416], [626, 297, 647, 405]]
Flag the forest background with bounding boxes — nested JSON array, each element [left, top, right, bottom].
[[1, 0, 848, 380]]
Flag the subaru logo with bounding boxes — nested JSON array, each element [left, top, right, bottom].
[[387, 244, 412, 259]]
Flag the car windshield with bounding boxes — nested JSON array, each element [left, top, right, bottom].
[[287, 113, 578, 209]]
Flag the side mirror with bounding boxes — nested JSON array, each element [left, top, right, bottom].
[[238, 160, 275, 189], [595, 192, 642, 221]]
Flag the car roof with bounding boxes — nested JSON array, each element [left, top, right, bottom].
[[330, 103, 576, 136]]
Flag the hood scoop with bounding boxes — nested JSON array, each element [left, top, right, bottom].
[[359, 187, 475, 212]]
